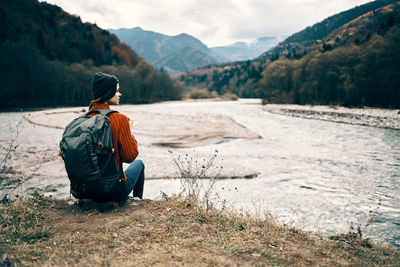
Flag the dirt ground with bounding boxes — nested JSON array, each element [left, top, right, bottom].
[[1, 195, 399, 266]]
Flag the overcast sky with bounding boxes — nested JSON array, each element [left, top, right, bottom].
[[41, 0, 372, 47]]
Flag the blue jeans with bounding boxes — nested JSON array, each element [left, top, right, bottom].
[[123, 160, 145, 199]]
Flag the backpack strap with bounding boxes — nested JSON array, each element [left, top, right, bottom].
[[84, 109, 119, 117]]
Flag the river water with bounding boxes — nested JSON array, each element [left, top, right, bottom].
[[0, 99, 399, 247]]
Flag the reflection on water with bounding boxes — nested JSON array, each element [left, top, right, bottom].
[[0, 99, 399, 247]]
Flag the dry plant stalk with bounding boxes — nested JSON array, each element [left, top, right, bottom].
[[0, 112, 50, 200], [1, 113, 28, 200], [1, 114, 25, 171], [169, 149, 223, 209]]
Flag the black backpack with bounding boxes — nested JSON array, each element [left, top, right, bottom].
[[59, 109, 124, 202]]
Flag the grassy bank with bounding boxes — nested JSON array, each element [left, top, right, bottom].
[[0, 193, 398, 266]]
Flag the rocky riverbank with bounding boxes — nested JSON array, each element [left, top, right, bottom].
[[263, 104, 400, 130]]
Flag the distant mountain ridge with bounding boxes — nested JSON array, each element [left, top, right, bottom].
[[109, 27, 220, 74], [109, 27, 279, 73], [211, 37, 279, 62]]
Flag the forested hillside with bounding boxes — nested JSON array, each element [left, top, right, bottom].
[[179, 0, 400, 108], [256, 0, 399, 62], [0, 0, 182, 109]]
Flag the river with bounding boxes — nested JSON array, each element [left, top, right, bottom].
[[0, 99, 399, 247]]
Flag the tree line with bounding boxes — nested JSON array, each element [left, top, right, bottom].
[[259, 25, 400, 108], [0, 39, 182, 109]]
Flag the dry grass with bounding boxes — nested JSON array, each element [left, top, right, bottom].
[[0, 193, 399, 266], [1, 149, 398, 266]]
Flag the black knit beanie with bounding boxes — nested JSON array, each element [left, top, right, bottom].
[[91, 72, 119, 101]]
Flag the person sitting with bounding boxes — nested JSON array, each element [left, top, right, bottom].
[[88, 72, 145, 201]]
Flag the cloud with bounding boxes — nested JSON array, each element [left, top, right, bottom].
[[41, 0, 371, 47]]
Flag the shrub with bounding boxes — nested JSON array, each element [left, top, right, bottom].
[[188, 88, 210, 99]]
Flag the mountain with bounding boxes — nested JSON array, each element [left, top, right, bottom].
[[109, 27, 279, 73], [109, 27, 221, 74], [178, 0, 400, 108], [0, 0, 182, 109], [211, 37, 279, 62]]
